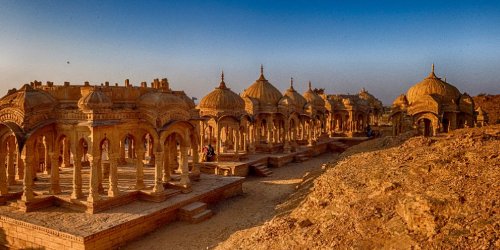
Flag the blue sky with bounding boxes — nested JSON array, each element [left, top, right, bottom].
[[1, 0, 499, 104]]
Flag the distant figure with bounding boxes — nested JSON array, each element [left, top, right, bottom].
[[206, 144, 216, 162], [365, 125, 373, 137]]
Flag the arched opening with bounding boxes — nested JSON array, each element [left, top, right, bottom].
[[143, 133, 154, 166], [418, 118, 433, 136], [442, 118, 450, 133], [120, 133, 136, 164]]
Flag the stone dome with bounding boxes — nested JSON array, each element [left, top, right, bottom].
[[138, 91, 188, 110], [78, 88, 112, 111], [199, 72, 245, 113], [302, 81, 325, 108], [179, 93, 196, 109], [406, 64, 461, 105], [392, 94, 408, 107], [0, 84, 56, 112], [282, 78, 307, 110], [242, 66, 283, 106]]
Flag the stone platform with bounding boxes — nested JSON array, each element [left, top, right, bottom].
[[0, 174, 244, 250], [201, 137, 369, 176]]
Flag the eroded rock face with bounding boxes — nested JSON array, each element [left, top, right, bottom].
[[218, 125, 500, 249]]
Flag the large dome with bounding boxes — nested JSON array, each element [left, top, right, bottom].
[[199, 73, 245, 114], [406, 65, 461, 105], [242, 66, 283, 106], [283, 78, 307, 110]]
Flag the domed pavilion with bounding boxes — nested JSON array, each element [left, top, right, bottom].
[[199, 71, 250, 160], [0, 78, 201, 212], [391, 64, 475, 136], [242, 65, 286, 153]]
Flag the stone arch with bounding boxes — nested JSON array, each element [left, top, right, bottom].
[[159, 120, 194, 150], [414, 112, 439, 136]]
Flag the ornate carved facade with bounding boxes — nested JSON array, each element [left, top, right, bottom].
[[0, 66, 383, 211], [0, 78, 200, 209], [391, 64, 476, 136]]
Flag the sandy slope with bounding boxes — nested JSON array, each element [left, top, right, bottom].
[[217, 125, 500, 249]]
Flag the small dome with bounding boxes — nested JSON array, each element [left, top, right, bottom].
[[0, 84, 56, 111], [199, 72, 245, 114], [282, 78, 307, 110], [78, 88, 112, 111], [302, 81, 325, 108], [242, 65, 283, 106], [392, 94, 408, 107], [406, 64, 461, 105], [138, 91, 188, 110]]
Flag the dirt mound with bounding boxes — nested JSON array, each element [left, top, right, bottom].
[[474, 94, 500, 124], [217, 125, 500, 249]]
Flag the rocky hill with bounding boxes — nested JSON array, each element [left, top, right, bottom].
[[474, 94, 500, 124], [217, 125, 500, 249]]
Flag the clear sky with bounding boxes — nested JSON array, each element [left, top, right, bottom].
[[1, 0, 499, 104]]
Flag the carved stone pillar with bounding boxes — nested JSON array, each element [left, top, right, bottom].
[[49, 152, 61, 194], [267, 119, 273, 146], [283, 123, 291, 153], [308, 121, 313, 146], [87, 156, 100, 202], [153, 152, 164, 193], [191, 144, 200, 176], [21, 153, 34, 201], [62, 140, 70, 168], [108, 154, 119, 197], [98, 157, 104, 193], [0, 152, 8, 195], [179, 146, 191, 189], [162, 144, 171, 182], [135, 150, 145, 190], [243, 132, 247, 152], [16, 151, 23, 181], [43, 139, 50, 174], [7, 151, 15, 185], [234, 130, 239, 157], [216, 126, 221, 157], [200, 123, 205, 151], [71, 150, 83, 200]]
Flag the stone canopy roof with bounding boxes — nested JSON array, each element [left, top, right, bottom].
[[242, 65, 283, 107], [199, 71, 245, 117], [406, 64, 461, 105]]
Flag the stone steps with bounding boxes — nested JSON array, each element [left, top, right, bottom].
[[251, 163, 273, 177], [178, 201, 213, 223], [294, 154, 309, 162]]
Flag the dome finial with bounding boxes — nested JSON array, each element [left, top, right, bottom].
[[290, 77, 294, 89], [218, 70, 227, 89], [308, 81, 312, 90], [432, 63, 435, 74], [258, 64, 266, 80]]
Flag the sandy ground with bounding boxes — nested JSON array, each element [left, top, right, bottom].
[[216, 125, 500, 249], [123, 153, 338, 250]]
